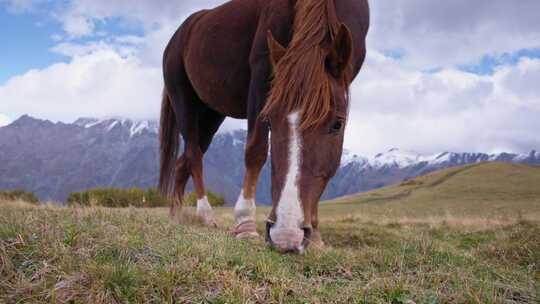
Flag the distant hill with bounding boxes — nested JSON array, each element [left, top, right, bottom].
[[0, 115, 252, 204], [0, 115, 539, 203], [326, 162, 540, 219]]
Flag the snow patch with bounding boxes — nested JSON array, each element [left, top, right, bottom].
[[514, 153, 529, 161], [74, 117, 158, 136], [341, 149, 368, 167], [130, 121, 149, 137], [106, 121, 118, 131], [369, 148, 421, 168], [422, 152, 451, 165], [341, 148, 539, 169], [74, 118, 103, 128]]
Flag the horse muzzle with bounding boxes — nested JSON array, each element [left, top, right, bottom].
[[265, 220, 312, 254]]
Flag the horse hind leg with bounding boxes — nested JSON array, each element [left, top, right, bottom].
[[184, 140, 216, 226], [170, 155, 189, 219], [169, 139, 214, 226], [165, 56, 224, 226], [176, 104, 224, 226], [191, 108, 225, 226]]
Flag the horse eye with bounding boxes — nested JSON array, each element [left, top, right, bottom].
[[330, 120, 343, 134]]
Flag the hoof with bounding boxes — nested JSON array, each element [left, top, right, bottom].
[[196, 197, 217, 228], [309, 230, 325, 249], [196, 212, 217, 228], [233, 221, 260, 240], [201, 217, 218, 228]]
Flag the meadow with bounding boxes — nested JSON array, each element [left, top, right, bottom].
[[1, 163, 539, 303]]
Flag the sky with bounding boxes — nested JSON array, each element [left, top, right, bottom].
[[0, 0, 539, 156]]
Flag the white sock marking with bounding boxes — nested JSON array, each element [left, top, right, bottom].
[[196, 196, 214, 223], [234, 190, 256, 225]]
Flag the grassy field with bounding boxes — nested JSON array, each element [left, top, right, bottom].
[[1, 162, 539, 303]]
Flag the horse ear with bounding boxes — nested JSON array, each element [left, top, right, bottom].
[[327, 23, 353, 78], [267, 30, 286, 67]]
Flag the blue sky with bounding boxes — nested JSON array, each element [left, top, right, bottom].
[[0, 7, 65, 83], [0, 2, 146, 84], [1, 0, 540, 155], [460, 49, 540, 75]]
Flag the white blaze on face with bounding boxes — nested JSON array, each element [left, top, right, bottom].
[[271, 112, 304, 233]]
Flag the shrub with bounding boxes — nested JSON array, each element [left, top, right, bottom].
[[67, 188, 169, 208], [66, 188, 226, 208], [144, 188, 171, 208], [0, 189, 39, 204]]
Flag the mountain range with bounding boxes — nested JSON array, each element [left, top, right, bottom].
[[0, 115, 538, 204]]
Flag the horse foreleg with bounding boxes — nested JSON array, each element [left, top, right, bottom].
[[234, 120, 269, 239], [309, 199, 325, 248]]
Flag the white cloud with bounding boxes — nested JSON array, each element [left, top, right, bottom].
[[51, 40, 137, 58], [61, 13, 95, 37], [0, 41, 246, 132], [368, 0, 540, 69], [54, 0, 225, 38], [0, 113, 11, 127], [345, 55, 540, 155], [0, 48, 161, 122]]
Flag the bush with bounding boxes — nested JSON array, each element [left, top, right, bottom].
[[184, 191, 226, 207], [67, 188, 169, 208], [66, 188, 226, 208], [0, 189, 39, 204]]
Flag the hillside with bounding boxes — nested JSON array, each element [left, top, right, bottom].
[[1, 115, 539, 204], [323, 162, 540, 220], [1, 163, 539, 303]]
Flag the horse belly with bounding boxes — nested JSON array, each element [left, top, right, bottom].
[[184, 1, 260, 119], [186, 56, 251, 119]]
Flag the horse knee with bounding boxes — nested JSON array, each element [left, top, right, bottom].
[[245, 144, 267, 170]]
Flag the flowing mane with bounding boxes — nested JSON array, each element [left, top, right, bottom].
[[262, 0, 348, 130]]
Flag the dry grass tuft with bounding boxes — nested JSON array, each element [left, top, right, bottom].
[[335, 212, 538, 231]]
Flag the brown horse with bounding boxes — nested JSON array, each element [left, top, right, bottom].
[[159, 0, 369, 253]]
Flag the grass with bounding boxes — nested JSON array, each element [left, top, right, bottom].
[[1, 162, 539, 303], [326, 162, 540, 222]]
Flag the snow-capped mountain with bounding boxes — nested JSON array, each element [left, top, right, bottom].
[[74, 117, 159, 137], [341, 148, 540, 170], [1, 115, 538, 204], [327, 148, 539, 199], [342, 148, 425, 169]]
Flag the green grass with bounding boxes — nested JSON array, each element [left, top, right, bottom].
[[1, 162, 540, 303], [326, 162, 540, 221]]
